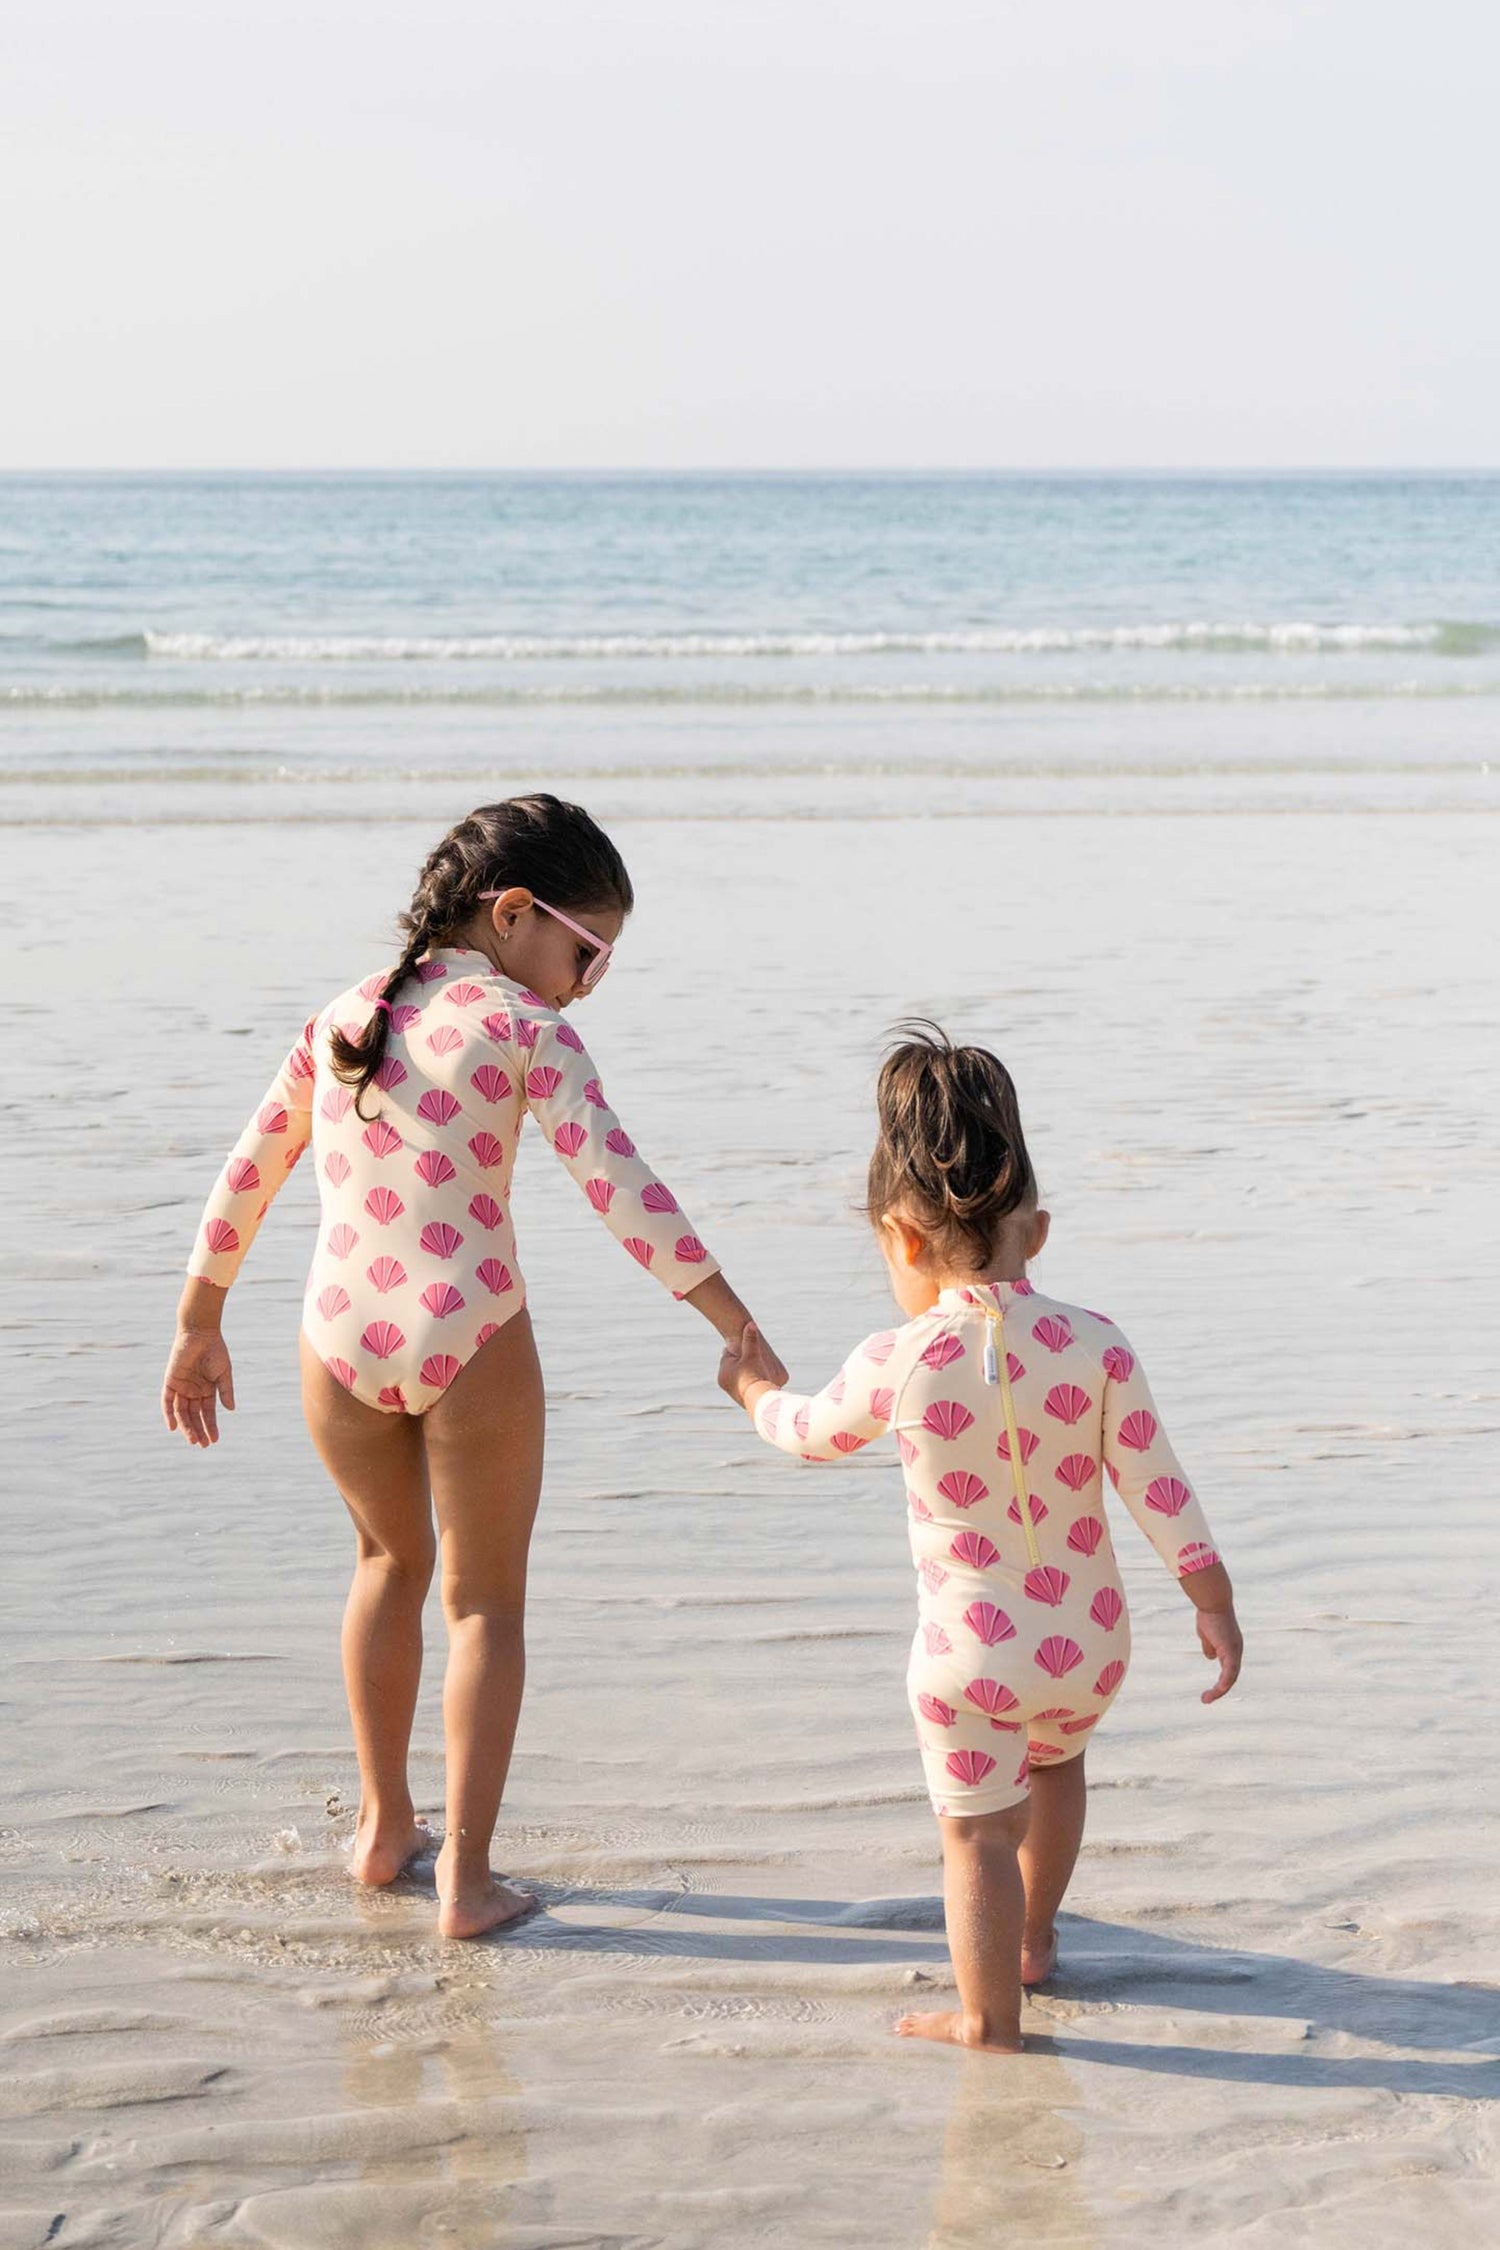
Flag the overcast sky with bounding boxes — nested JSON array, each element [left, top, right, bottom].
[[2, 0, 1495, 468]]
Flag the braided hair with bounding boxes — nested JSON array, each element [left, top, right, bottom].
[[328, 794, 633, 1117], [865, 1021, 1036, 1270]]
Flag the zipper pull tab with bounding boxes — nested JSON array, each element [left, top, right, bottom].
[[983, 1312, 999, 1386]]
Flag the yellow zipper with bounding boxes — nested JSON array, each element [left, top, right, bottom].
[[980, 1300, 1042, 1569]]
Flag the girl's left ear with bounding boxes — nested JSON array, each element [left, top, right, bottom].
[[880, 1211, 927, 1270], [1028, 1207, 1052, 1259]]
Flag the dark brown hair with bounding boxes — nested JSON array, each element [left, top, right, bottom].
[[329, 794, 633, 1116], [865, 1021, 1037, 1270]]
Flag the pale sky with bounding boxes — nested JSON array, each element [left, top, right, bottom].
[[2, 0, 1495, 469]]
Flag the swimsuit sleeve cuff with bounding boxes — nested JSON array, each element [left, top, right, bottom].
[[668, 1245, 721, 1297]]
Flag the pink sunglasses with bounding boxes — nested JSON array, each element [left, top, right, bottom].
[[479, 892, 614, 987]]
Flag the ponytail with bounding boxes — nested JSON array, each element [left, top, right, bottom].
[[865, 1020, 1036, 1269]]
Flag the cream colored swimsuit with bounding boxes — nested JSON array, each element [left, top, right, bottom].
[[189, 948, 721, 1411], [753, 1279, 1220, 1816]]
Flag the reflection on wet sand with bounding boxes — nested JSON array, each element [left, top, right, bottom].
[[922, 2046, 1092, 2250]]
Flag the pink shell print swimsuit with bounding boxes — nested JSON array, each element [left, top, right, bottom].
[[188, 949, 721, 1412], [751, 1279, 1221, 1817]]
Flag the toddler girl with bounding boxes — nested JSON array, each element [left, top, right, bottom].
[[719, 1024, 1241, 2051]]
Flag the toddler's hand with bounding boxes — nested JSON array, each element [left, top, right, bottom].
[[1195, 1606, 1243, 1703], [162, 1328, 236, 1448], [718, 1320, 785, 1408]]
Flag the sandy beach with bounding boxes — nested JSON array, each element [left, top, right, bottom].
[[3, 798, 1496, 2246]]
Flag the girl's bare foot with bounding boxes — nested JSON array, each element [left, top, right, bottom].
[[1021, 1926, 1059, 1986], [895, 2009, 1024, 2054], [434, 1838, 537, 1939], [349, 1811, 433, 1887]]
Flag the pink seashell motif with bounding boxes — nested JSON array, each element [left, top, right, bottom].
[[553, 1122, 588, 1157], [323, 1150, 351, 1186], [1117, 1410, 1158, 1452], [1090, 1586, 1124, 1630], [321, 1087, 353, 1122], [367, 1255, 407, 1293], [516, 986, 545, 1007], [950, 1530, 1001, 1571], [288, 1043, 316, 1081], [470, 1064, 512, 1103], [918, 1693, 957, 1728], [964, 1677, 1020, 1719], [415, 959, 448, 983], [1094, 1658, 1126, 1697], [1177, 1542, 1221, 1575], [420, 1221, 463, 1259], [624, 1237, 655, 1267], [937, 1470, 989, 1510], [793, 1405, 811, 1441], [605, 1127, 636, 1158], [391, 1005, 421, 1033], [256, 1101, 288, 1134], [674, 1234, 708, 1264], [426, 1024, 465, 1055], [203, 1218, 240, 1256], [1033, 1315, 1075, 1354], [225, 1158, 260, 1194], [945, 1748, 997, 1787], [420, 1282, 465, 1318], [1060, 1713, 1099, 1735], [374, 1056, 407, 1090], [444, 982, 485, 1007], [315, 1285, 351, 1320], [1005, 1352, 1027, 1384], [377, 1384, 407, 1409], [640, 1182, 679, 1214], [284, 1143, 305, 1172], [553, 1020, 584, 1051], [996, 1425, 1039, 1464], [1035, 1635, 1085, 1678], [921, 1334, 965, 1370], [1012, 1277, 1034, 1296], [466, 1133, 504, 1170], [481, 1010, 512, 1044], [923, 1399, 975, 1442], [585, 1177, 615, 1214], [325, 1356, 359, 1391], [864, 1332, 898, 1365], [419, 1353, 461, 1389], [514, 1018, 538, 1050], [475, 1258, 514, 1295], [360, 1320, 404, 1359], [417, 1088, 462, 1126], [895, 1431, 919, 1466], [582, 1076, 607, 1108], [827, 1374, 847, 1404], [415, 1149, 458, 1187], [963, 1600, 1016, 1646], [1033, 1707, 1074, 1724], [1007, 1492, 1048, 1527], [923, 1622, 954, 1655], [1146, 1475, 1194, 1516], [1045, 1382, 1091, 1425], [868, 1386, 894, 1421], [1055, 1452, 1097, 1491], [908, 1491, 933, 1521], [475, 1323, 501, 1345], [830, 1431, 867, 1454], [1024, 1565, 1071, 1607], [468, 1193, 503, 1229], [918, 1556, 948, 1589], [362, 1119, 402, 1159], [1067, 1514, 1105, 1556], [326, 1223, 359, 1258], [525, 1066, 563, 1101], [1102, 1345, 1135, 1382]]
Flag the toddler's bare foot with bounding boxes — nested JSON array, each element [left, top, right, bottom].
[[434, 1839, 537, 1939], [349, 1811, 433, 1887], [894, 2010, 1024, 2054], [1021, 1927, 1059, 1986]]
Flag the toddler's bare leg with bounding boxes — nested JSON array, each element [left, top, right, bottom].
[[1018, 1751, 1087, 1984], [896, 1803, 1031, 2052]]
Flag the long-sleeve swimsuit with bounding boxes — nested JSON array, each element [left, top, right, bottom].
[[188, 947, 721, 1410], [752, 1278, 1221, 1816]]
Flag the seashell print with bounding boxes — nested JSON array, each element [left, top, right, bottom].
[[288, 1043, 316, 1081], [359, 1321, 404, 1360], [1032, 1315, 1074, 1354], [444, 982, 485, 1007], [323, 1151, 351, 1187], [864, 1332, 897, 1365], [1117, 1410, 1158, 1452], [830, 1431, 867, 1454], [1028, 1741, 1063, 1762], [921, 1334, 965, 1371], [582, 1076, 607, 1108], [468, 1193, 503, 1229], [1093, 1659, 1126, 1697], [1024, 1565, 1071, 1607], [1012, 1278, 1034, 1296], [367, 1255, 407, 1294], [476, 1258, 514, 1295], [938, 1470, 989, 1510], [224, 1158, 260, 1195], [950, 1531, 1001, 1571], [415, 959, 449, 983], [481, 1010, 512, 1044], [526, 1066, 564, 1101], [908, 1490, 933, 1520], [321, 1088, 353, 1122], [1007, 1493, 1048, 1527], [391, 1004, 421, 1033], [963, 1600, 1016, 1646], [415, 1150, 458, 1187], [640, 1182, 680, 1214], [419, 1353, 461, 1389], [1060, 1714, 1099, 1735], [470, 1064, 512, 1103], [869, 1386, 895, 1422], [1006, 1352, 1026, 1384], [1102, 1345, 1135, 1382], [896, 1431, 919, 1466], [605, 1127, 636, 1157], [256, 1101, 288, 1134], [923, 1622, 954, 1655], [1045, 1383, 1091, 1425], [325, 1357, 359, 1391], [419, 1221, 463, 1259], [996, 1425, 1039, 1464], [923, 1399, 975, 1442], [203, 1218, 240, 1256], [827, 1373, 847, 1404], [1089, 1586, 1124, 1630], [326, 1223, 359, 1258], [1055, 1452, 1097, 1491], [315, 1285, 351, 1321], [945, 1748, 997, 1787], [417, 1089, 462, 1126], [420, 1282, 465, 1318], [1177, 1542, 1221, 1575], [918, 1556, 947, 1589], [585, 1177, 615, 1214], [359, 974, 387, 1000], [365, 1186, 404, 1225], [514, 1018, 538, 1050], [963, 1677, 1019, 1718], [554, 1021, 584, 1051], [1066, 1514, 1105, 1556], [376, 1384, 406, 1409], [674, 1235, 708, 1263], [475, 1323, 502, 1345], [374, 1057, 408, 1090], [465, 1134, 504, 1171], [1034, 1635, 1085, 1679], [553, 1121, 588, 1157], [1145, 1475, 1194, 1516], [624, 1237, 655, 1267], [362, 1119, 402, 1159], [918, 1693, 957, 1728], [1033, 1708, 1074, 1724], [284, 1143, 305, 1172], [793, 1405, 811, 1441]]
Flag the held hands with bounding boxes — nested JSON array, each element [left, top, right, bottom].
[[718, 1320, 786, 1412], [1195, 1605, 1243, 1704], [162, 1327, 236, 1448]]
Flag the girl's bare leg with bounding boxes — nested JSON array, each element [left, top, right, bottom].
[[300, 1339, 435, 1885], [1018, 1752, 1088, 1985], [422, 1311, 546, 1939], [896, 1802, 1031, 2053]]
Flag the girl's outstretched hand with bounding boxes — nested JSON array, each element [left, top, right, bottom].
[[718, 1320, 785, 1411], [1195, 1605, 1243, 1703], [162, 1328, 236, 1448]]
